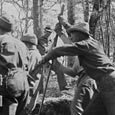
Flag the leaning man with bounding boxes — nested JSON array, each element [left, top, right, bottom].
[[39, 21, 115, 115]]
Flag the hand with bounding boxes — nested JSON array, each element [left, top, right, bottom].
[[58, 15, 71, 30], [38, 56, 47, 66], [54, 23, 63, 36], [58, 15, 67, 25], [38, 54, 51, 66], [52, 59, 61, 70]]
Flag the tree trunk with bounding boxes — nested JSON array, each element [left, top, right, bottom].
[[89, 0, 112, 57], [33, 0, 42, 40], [89, 0, 102, 38], [0, 0, 3, 15], [67, 0, 75, 25], [67, 0, 75, 67], [82, 0, 89, 22], [25, 0, 29, 33], [39, 0, 43, 35], [33, 0, 43, 93]]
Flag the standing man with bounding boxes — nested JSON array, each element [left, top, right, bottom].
[[39, 18, 115, 115], [0, 15, 29, 115], [21, 33, 42, 113], [21, 33, 42, 95], [38, 25, 69, 91]]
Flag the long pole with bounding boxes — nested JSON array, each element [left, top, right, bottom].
[[38, 62, 52, 115]]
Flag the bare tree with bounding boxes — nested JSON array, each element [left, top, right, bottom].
[[89, 0, 112, 57], [33, 0, 43, 39], [82, 0, 89, 22], [67, 0, 75, 67], [0, 0, 4, 15], [67, 0, 75, 25]]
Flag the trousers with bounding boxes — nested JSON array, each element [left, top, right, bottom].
[[71, 75, 97, 115], [83, 71, 115, 115], [96, 71, 115, 115]]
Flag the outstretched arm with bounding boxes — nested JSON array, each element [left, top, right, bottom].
[[53, 57, 83, 78]]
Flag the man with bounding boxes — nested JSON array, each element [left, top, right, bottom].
[[21, 33, 42, 113], [0, 15, 29, 115], [39, 17, 115, 115], [38, 25, 52, 55], [38, 25, 69, 91], [21, 33, 42, 95], [54, 23, 106, 115]]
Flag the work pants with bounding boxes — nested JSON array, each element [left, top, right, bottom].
[[84, 71, 115, 115], [96, 71, 115, 115]]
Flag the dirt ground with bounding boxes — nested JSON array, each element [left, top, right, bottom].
[[39, 72, 77, 99], [32, 72, 78, 114]]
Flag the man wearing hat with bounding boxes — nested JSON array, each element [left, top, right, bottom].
[[38, 25, 53, 55], [38, 25, 69, 91], [21, 33, 42, 113], [21, 33, 42, 94], [0, 15, 29, 115], [38, 15, 115, 115], [54, 20, 107, 115]]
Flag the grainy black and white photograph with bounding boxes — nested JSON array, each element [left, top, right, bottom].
[[0, 0, 114, 115]]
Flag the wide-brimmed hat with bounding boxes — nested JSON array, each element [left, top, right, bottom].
[[67, 22, 89, 36], [21, 33, 38, 45], [0, 16, 12, 32]]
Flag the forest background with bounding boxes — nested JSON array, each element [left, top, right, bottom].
[[1, 0, 115, 105], [1, 0, 115, 58]]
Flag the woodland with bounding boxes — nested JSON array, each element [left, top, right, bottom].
[[0, 0, 114, 115], [1, 0, 115, 58]]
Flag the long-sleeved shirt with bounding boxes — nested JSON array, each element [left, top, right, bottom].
[[0, 34, 28, 74], [45, 37, 115, 80]]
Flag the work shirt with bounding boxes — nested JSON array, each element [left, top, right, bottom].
[[0, 34, 28, 74], [46, 37, 115, 80]]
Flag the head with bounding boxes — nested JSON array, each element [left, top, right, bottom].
[[0, 15, 12, 35], [67, 22, 89, 43], [21, 33, 38, 49], [44, 25, 52, 38]]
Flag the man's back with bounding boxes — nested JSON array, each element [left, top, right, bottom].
[[0, 34, 28, 71]]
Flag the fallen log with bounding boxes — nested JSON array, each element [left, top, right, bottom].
[[31, 92, 107, 115], [31, 95, 72, 115]]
